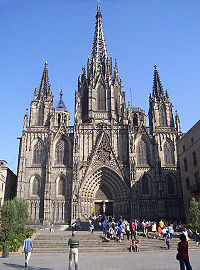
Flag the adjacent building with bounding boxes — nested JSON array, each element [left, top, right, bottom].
[[0, 160, 17, 207], [17, 4, 184, 224], [177, 120, 200, 222]]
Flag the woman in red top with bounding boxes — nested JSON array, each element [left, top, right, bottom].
[[177, 234, 192, 270]]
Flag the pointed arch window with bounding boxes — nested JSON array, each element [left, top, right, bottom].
[[167, 175, 175, 194], [58, 177, 66, 196], [142, 176, 150, 195], [55, 140, 69, 165], [97, 85, 106, 111], [38, 105, 44, 126], [33, 141, 43, 165], [137, 140, 150, 166], [192, 151, 197, 167], [164, 141, 174, 165], [159, 104, 167, 126], [133, 113, 138, 126], [32, 177, 40, 196]]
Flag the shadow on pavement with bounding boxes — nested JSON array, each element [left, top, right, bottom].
[[3, 263, 55, 270]]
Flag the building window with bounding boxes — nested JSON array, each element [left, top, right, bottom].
[[183, 145, 185, 151], [58, 114, 61, 126], [184, 158, 188, 172], [133, 113, 138, 126], [38, 105, 44, 126], [55, 140, 69, 165], [159, 104, 167, 126], [164, 141, 175, 165], [192, 151, 197, 167], [33, 141, 43, 165], [137, 140, 150, 166], [186, 178, 190, 190], [97, 85, 106, 111], [32, 178, 40, 196], [141, 176, 150, 195], [167, 176, 175, 194], [58, 177, 66, 196], [191, 137, 194, 144]]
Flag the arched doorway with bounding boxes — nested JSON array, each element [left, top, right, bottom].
[[95, 183, 113, 216], [79, 167, 130, 219]]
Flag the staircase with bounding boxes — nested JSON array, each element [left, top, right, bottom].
[[32, 230, 199, 253]]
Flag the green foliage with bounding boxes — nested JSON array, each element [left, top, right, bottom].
[[0, 198, 29, 242], [189, 197, 200, 227], [0, 228, 36, 252], [187, 223, 200, 232]]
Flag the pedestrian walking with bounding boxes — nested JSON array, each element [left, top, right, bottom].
[[50, 223, 54, 232], [176, 234, 192, 270], [23, 234, 33, 268], [165, 231, 171, 249], [68, 231, 79, 270]]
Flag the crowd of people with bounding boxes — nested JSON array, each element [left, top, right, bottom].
[[87, 215, 200, 253]]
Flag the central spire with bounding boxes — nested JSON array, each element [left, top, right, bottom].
[[91, 2, 108, 70]]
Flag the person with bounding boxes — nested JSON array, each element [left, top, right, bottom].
[[129, 239, 136, 252], [165, 231, 171, 249], [152, 222, 157, 239], [68, 231, 79, 270], [194, 230, 199, 245], [159, 219, 164, 229], [88, 219, 94, 234], [157, 225, 162, 238], [181, 227, 189, 241], [177, 234, 192, 270], [135, 239, 140, 252], [71, 222, 76, 232], [50, 223, 54, 232], [23, 234, 33, 268], [168, 223, 174, 239]]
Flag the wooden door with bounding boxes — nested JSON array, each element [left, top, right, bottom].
[[105, 202, 113, 216]]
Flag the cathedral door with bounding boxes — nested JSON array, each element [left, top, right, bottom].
[[95, 202, 103, 215], [105, 202, 113, 216]]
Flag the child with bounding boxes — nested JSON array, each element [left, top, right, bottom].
[[129, 239, 136, 252], [135, 239, 140, 252]]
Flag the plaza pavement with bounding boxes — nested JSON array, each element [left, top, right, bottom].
[[0, 249, 200, 270]]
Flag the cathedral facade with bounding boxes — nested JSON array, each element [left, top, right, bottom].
[[17, 4, 184, 224]]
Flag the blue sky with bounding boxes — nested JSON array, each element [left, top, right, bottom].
[[0, 0, 200, 173]]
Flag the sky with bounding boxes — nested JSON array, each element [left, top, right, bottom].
[[0, 0, 200, 174]]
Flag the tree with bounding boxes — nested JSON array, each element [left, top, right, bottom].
[[0, 198, 29, 241], [189, 197, 200, 227]]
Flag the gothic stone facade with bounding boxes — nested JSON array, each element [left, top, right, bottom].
[[17, 4, 184, 224]]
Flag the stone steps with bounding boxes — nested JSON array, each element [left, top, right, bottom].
[[32, 231, 199, 253]]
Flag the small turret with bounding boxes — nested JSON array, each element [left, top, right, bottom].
[[175, 110, 181, 133]]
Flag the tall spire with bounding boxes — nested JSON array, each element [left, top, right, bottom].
[[152, 64, 164, 99], [38, 61, 51, 98], [91, 1, 107, 70], [57, 89, 66, 110]]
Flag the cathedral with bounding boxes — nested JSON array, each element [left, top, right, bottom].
[[17, 4, 184, 224]]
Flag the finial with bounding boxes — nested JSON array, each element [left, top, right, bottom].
[[45, 61, 48, 66], [97, 0, 100, 12], [154, 63, 157, 69], [60, 89, 63, 99]]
